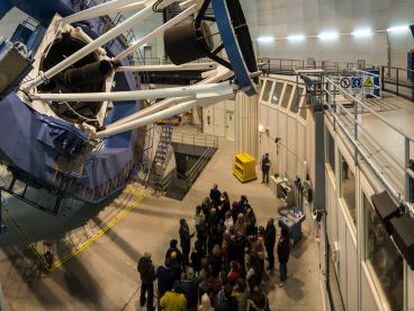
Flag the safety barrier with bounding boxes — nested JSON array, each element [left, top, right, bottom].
[[323, 76, 414, 213], [259, 57, 376, 75], [381, 66, 414, 102]]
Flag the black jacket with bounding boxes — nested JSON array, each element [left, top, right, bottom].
[[216, 296, 239, 311], [277, 236, 290, 264], [210, 188, 222, 204], [179, 224, 192, 248], [264, 224, 276, 249], [137, 257, 156, 284], [156, 265, 180, 297]]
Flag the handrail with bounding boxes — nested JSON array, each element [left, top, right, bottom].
[[383, 66, 414, 72], [323, 76, 413, 213], [172, 131, 219, 148], [324, 85, 404, 172], [186, 147, 215, 183], [324, 77, 414, 143], [380, 66, 414, 102]]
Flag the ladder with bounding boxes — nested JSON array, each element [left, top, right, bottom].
[[148, 124, 174, 190]]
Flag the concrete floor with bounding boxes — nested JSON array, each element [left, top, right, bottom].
[[0, 139, 323, 311]]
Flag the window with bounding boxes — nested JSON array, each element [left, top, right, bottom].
[[325, 128, 335, 174], [340, 153, 356, 225], [299, 95, 307, 120], [290, 86, 302, 113], [365, 195, 403, 311], [281, 84, 293, 108], [271, 82, 284, 105], [262, 80, 273, 102]]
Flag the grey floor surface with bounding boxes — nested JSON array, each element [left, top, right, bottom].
[[0, 140, 323, 311]]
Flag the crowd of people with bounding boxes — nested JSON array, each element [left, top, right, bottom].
[[137, 184, 291, 311]]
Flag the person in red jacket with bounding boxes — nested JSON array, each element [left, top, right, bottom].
[[227, 260, 242, 285]]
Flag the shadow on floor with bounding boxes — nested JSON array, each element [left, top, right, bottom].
[[92, 216, 142, 263]]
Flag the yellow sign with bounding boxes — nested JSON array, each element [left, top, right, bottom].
[[364, 77, 375, 88]]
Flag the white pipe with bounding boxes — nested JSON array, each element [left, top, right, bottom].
[[105, 66, 234, 128], [95, 94, 233, 138], [179, 0, 196, 8], [117, 62, 216, 72], [31, 82, 232, 102], [114, 4, 197, 61], [61, 0, 148, 25], [23, 0, 157, 91]]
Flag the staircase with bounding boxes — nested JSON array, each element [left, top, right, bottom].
[[148, 124, 174, 190]]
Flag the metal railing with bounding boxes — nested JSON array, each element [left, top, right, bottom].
[[185, 146, 216, 184], [381, 66, 414, 102], [323, 76, 414, 214], [259, 57, 378, 75], [172, 132, 219, 149]]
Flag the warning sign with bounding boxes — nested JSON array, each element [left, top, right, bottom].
[[364, 77, 375, 88], [351, 77, 362, 89], [340, 77, 351, 89]]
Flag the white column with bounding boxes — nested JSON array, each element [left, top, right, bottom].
[[234, 92, 259, 160]]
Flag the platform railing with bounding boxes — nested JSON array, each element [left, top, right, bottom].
[[323, 76, 414, 213], [259, 57, 378, 75], [381, 66, 414, 102], [172, 131, 219, 149]]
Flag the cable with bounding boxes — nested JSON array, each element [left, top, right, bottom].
[[62, 101, 99, 122], [119, 282, 140, 311], [152, 0, 165, 13]]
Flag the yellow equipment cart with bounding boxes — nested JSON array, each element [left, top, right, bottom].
[[233, 152, 257, 183]]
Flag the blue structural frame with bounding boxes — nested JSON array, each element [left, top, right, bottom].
[[211, 0, 256, 95], [0, 0, 144, 205]]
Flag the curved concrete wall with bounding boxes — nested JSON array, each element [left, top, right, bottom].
[[242, 0, 414, 67]]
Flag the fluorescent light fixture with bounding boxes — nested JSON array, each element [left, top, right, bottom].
[[387, 25, 409, 33], [351, 28, 373, 37], [318, 31, 339, 40], [257, 36, 275, 43], [287, 34, 305, 42]]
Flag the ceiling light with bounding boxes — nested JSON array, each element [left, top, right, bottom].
[[257, 36, 275, 43], [318, 31, 339, 41], [351, 28, 373, 37], [387, 25, 409, 33], [287, 34, 305, 42]]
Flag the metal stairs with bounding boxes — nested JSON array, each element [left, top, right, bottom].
[[148, 125, 174, 190]]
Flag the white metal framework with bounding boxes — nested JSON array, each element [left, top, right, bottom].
[[21, 0, 244, 139]]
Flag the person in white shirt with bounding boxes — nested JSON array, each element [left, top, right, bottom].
[[224, 211, 234, 233]]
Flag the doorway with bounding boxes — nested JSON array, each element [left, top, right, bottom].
[[225, 111, 235, 141]]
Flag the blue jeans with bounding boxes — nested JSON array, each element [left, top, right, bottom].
[[280, 263, 287, 282]]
